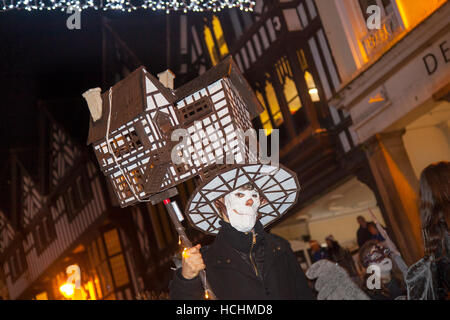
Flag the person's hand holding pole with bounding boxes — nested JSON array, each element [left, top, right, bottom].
[[181, 244, 206, 280]]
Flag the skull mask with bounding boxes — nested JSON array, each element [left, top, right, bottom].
[[223, 185, 261, 233]]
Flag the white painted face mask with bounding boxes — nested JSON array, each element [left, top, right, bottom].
[[224, 188, 261, 233]]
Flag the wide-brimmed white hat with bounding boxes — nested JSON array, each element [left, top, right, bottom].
[[185, 163, 300, 235]]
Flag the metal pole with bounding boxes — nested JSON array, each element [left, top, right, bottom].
[[163, 199, 217, 300]]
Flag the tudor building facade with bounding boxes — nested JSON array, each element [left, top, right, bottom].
[[0, 104, 193, 299]]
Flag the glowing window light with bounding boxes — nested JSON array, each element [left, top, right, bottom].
[[265, 81, 283, 126], [283, 77, 302, 115], [59, 283, 75, 298], [204, 25, 220, 66], [86, 281, 97, 300], [1, 0, 256, 12], [212, 15, 229, 58], [304, 71, 320, 102], [35, 291, 48, 300]]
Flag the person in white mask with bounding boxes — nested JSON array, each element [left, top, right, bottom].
[[169, 183, 313, 300], [221, 185, 264, 233]]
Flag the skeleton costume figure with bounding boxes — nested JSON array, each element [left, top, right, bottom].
[[169, 164, 314, 300]]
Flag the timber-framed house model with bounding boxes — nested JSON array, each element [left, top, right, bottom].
[[85, 56, 263, 208]]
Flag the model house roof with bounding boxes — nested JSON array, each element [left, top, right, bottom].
[[86, 56, 263, 145], [86, 67, 175, 144]]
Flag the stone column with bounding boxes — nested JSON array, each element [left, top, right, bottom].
[[364, 130, 423, 265]]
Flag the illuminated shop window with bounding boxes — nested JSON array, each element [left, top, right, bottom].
[[212, 15, 229, 57], [204, 25, 220, 66], [256, 90, 273, 136], [265, 81, 284, 126], [304, 71, 320, 102]]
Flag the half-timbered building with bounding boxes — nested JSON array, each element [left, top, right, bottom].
[[0, 105, 187, 299], [86, 57, 262, 208]]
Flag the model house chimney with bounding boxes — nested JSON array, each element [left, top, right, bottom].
[[82, 87, 103, 122], [157, 69, 176, 90]]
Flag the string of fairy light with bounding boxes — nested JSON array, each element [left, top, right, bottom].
[[0, 0, 255, 12]]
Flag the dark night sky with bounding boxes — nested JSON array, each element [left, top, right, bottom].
[[0, 9, 170, 154]]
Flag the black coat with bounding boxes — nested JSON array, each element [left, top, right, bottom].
[[169, 220, 314, 300]]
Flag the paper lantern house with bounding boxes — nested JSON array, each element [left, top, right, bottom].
[[85, 57, 263, 207]]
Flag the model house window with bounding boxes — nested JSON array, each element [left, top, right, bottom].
[[178, 97, 213, 125], [114, 175, 132, 200], [129, 169, 144, 193], [109, 130, 142, 158]]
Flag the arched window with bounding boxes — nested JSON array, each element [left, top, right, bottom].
[[212, 15, 229, 57], [204, 25, 220, 66], [275, 56, 302, 115], [265, 80, 284, 126], [256, 90, 272, 136], [304, 71, 320, 102], [283, 77, 302, 115]]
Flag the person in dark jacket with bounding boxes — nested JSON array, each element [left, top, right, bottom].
[[169, 183, 314, 300], [356, 216, 372, 248]]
